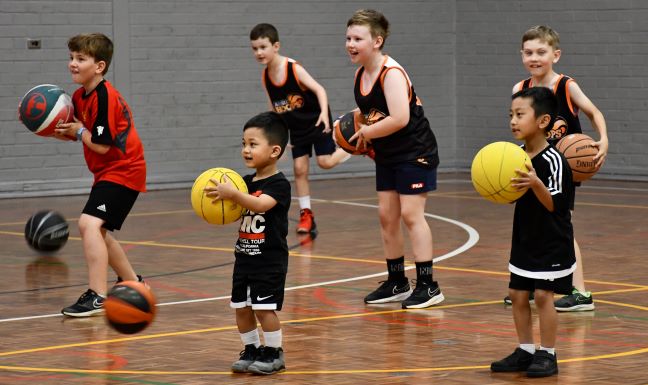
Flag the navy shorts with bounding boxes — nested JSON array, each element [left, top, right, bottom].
[[375, 161, 437, 194], [83, 181, 139, 231], [509, 272, 573, 295], [291, 134, 336, 159], [230, 270, 286, 311]]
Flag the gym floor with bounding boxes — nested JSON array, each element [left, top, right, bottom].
[[0, 173, 646, 384]]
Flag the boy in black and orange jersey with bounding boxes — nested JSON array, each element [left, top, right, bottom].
[[504, 25, 609, 312], [345, 10, 444, 309], [250, 23, 350, 235], [205, 112, 290, 375], [55, 33, 147, 317]]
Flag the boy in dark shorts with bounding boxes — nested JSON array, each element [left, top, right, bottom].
[[55, 33, 147, 317], [491, 87, 575, 378], [205, 112, 290, 375]]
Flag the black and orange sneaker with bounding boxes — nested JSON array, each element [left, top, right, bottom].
[[296, 209, 316, 234]]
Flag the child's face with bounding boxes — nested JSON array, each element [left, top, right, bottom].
[[510, 97, 547, 141], [250, 37, 279, 65], [521, 39, 561, 78], [241, 127, 279, 169], [68, 51, 104, 87], [346, 24, 381, 64]]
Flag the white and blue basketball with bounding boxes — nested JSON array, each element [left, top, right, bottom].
[[18, 84, 74, 137]]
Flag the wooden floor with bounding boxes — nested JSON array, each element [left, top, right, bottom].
[[0, 173, 647, 385]]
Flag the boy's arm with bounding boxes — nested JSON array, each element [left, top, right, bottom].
[[293, 64, 330, 133], [54, 119, 110, 154], [511, 162, 555, 212], [204, 177, 277, 213], [568, 81, 608, 168]]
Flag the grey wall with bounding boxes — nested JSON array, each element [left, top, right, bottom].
[[0, 0, 645, 198]]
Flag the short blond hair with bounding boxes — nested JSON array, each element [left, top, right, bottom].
[[522, 25, 560, 50], [347, 9, 390, 49]]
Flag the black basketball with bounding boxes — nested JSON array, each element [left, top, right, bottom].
[[24, 210, 69, 252]]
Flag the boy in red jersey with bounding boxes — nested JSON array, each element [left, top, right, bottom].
[[346, 10, 444, 309], [55, 33, 147, 317], [503, 26, 609, 311], [250, 23, 350, 234]]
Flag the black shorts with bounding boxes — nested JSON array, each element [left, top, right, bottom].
[[230, 269, 286, 311], [83, 181, 139, 231], [291, 134, 336, 159], [376, 161, 437, 194], [509, 272, 573, 295]]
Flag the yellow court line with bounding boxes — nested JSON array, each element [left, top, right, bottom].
[[595, 300, 648, 312]]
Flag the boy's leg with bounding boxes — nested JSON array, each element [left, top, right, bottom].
[[399, 193, 443, 309], [106, 233, 138, 282], [554, 239, 594, 311], [491, 287, 535, 372], [231, 307, 260, 373], [293, 153, 317, 234], [248, 310, 285, 375], [315, 148, 351, 169], [527, 288, 559, 377]]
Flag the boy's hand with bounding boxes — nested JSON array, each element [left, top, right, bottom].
[[204, 175, 236, 203], [316, 113, 331, 134], [591, 137, 608, 169], [511, 162, 540, 190], [349, 124, 371, 152], [54, 118, 83, 141]]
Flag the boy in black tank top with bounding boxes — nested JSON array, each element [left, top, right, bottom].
[[250, 23, 350, 235], [346, 10, 444, 309], [504, 25, 609, 312]]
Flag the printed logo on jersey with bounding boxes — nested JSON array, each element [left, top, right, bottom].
[[236, 189, 266, 256], [97, 125, 105, 136], [547, 116, 567, 140], [365, 108, 387, 126], [272, 93, 304, 114]]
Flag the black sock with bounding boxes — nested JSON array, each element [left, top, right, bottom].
[[415, 261, 433, 284], [387, 256, 406, 282]]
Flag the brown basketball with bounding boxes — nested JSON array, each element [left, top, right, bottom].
[[333, 110, 372, 155], [556, 133, 599, 182], [104, 281, 156, 334]]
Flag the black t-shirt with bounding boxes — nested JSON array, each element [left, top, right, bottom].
[[510, 145, 576, 279], [234, 172, 291, 273]]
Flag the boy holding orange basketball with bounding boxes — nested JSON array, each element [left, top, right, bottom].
[[345, 9, 444, 309], [53, 33, 147, 317], [250, 23, 350, 235], [506, 25, 609, 311], [491, 87, 575, 377], [205, 111, 290, 375]]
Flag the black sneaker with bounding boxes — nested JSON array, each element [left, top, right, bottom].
[[401, 280, 444, 309], [61, 289, 105, 317], [364, 279, 412, 304], [490, 347, 534, 372], [554, 288, 594, 312], [526, 350, 558, 377], [247, 346, 285, 375], [231, 344, 259, 373], [504, 292, 535, 305]]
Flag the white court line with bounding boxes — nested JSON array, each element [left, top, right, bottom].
[[0, 200, 479, 323]]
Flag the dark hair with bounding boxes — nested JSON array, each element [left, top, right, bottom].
[[244, 112, 289, 157], [250, 23, 279, 44], [68, 33, 113, 75], [512, 87, 557, 131]]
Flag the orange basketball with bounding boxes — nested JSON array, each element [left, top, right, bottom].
[[334, 110, 371, 155], [556, 133, 599, 182], [104, 281, 156, 334]]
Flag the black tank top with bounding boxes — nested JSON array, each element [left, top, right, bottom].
[[353, 56, 439, 167], [263, 59, 331, 146], [521, 75, 582, 144]]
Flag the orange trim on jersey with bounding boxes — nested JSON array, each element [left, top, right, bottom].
[[291, 61, 307, 91], [380, 66, 413, 103], [267, 58, 290, 88], [239, 232, 265, 240], [514, 80, 525, 93], [552, 74, 563, 94], [564, 77, 577, 116], [359, 55, 389, 96]]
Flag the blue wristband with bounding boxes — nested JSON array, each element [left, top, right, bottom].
[[76, 126, 86, 141]]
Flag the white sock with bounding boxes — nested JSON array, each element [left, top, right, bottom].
[[263, 329, 282, 348], [298, 195, 311, 210], [240, 329, 261, 348], [520, 344, 536, 354], [539, 346, 555, 355]]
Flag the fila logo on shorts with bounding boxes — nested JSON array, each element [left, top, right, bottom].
[[411, 182, 424, 189]]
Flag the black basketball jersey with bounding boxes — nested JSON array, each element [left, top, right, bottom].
[[234, 172, 291, 273], [353, 56, 439, 167], [521, 75, 582, 144], [510, 145, 576, 279], [263, 58, 331, 146]]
